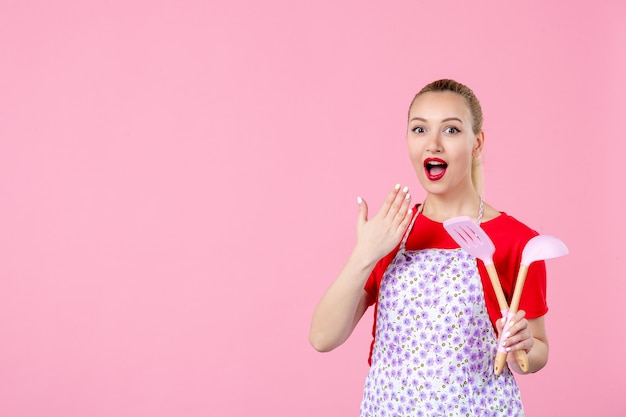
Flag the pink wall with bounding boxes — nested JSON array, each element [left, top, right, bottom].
[[1, 1, 624, 416]]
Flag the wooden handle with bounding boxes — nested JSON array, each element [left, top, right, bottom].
[[514, 349, 529, 373], [485, 264, 508, 312], [507, 264, 530, 373], [494, 351, 507, 376], [509, 265, 529, 313], [485, 263, 512, 375], [495, 349, 529, 375], [486, 263, 530, 374]]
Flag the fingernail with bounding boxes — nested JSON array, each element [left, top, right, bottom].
[[405, 193, 411, 200], [394, 184, 401, 190], [501, 317, 507, 324], [508, 321, 514, 328], [506, 347, 511, 352], [357, 196, 363, 204], [504, 331, 510, 338], [402, 186, 409, 193], [501, 340, 506, 347]]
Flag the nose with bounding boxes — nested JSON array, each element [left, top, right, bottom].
[[425, 132, 442, 153]]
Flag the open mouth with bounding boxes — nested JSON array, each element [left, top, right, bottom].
[[424, 158, 447, 181]]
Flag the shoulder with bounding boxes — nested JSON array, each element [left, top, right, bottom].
[[482, 211, 539, 251], [481, 203, 537, 232], [485, 211, 538, 234]]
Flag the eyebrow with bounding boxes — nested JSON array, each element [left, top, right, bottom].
[[409, 117, 465, 124]]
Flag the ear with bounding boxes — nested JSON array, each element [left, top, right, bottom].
[[472, 131, 485, 157]]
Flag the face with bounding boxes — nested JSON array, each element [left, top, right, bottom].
[[407, 91, 484, 196]]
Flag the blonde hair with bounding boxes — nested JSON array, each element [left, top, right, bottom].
[[409, 79, 484, 195]]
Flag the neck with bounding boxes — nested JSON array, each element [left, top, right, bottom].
[[421, 191, 483, 223]]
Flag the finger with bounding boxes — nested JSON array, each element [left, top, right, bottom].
[[503, 320, 528, 342], [386, 185, 410, 221], [496, 316, 505, 334], [506, 331, 534, 354], [504, 317, 527, 338], [505, 310, 526, 332], [395, 192, 413, 231], [356, 196, 368, 228], [400, 188, 412, 212], [501, 317, 532, 351], [379, 184, 402, 218]]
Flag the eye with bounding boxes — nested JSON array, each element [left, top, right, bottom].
[[444, 126, 460, 134], [412, 126, 426, 134]]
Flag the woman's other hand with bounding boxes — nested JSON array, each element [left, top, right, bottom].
[[496, 310, 549, 374]]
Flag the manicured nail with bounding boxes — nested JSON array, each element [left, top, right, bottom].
[[402, 186, 409, 193], [357, 196, 363, 204], [501, 340, 506, 347], [406, 193, 411, 200], [501, 317, 507, 324], [508, 321, 515, 328], [394, 184, 401, 190], [506, 347, 511, 352], [504, 331, 510, 338]]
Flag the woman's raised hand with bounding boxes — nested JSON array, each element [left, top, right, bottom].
[[309, 184, 413, 352], [354, 184, 414, 265]]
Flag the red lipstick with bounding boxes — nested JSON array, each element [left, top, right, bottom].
[[424, 157, 448, 181]]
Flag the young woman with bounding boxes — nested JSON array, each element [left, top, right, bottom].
[[309, 79, 548, 416]]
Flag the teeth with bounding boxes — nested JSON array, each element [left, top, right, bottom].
[[427, 161, 445, 166]]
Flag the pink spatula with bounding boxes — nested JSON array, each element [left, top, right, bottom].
[[502, 234, 569, 364], [509, 235, 569, 316], [443, 216, 528, 375]]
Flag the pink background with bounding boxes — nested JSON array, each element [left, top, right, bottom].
[[1, 1, 625, 416]]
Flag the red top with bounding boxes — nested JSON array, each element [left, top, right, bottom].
[[363, 209, 548, 365]]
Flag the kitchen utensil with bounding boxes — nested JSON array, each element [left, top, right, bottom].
[[443, 216, 528, 373], [497, 234, 569, 372]]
